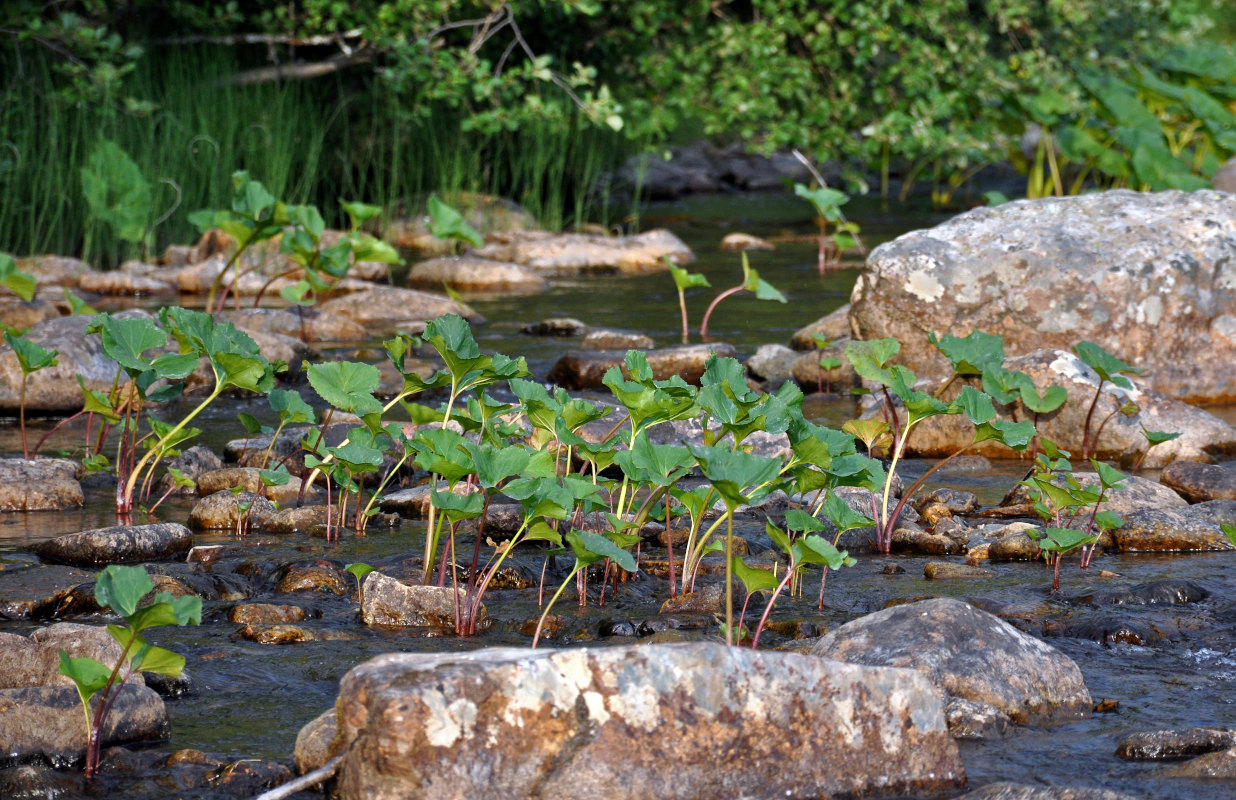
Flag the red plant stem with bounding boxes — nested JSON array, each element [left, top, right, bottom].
[[699, 285, 744, 340], [19, 374, 29, 460], [33, 409, 87, 458], [750, 568, 796, 649], [1090, 406, 1123, 461], [1080, 381, 1106, 459], [678, 291, 690, 344], [881, 446, 973, 552]]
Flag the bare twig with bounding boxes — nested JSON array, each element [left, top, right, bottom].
[[249, 755, 344, 800]]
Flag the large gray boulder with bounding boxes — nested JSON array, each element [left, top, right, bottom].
[[850, 190, 1236, 403], [811, 597, 1092, 724], [326, 643, 964, 800]]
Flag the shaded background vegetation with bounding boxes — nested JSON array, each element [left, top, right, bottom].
[[1, 0, 1234, 261]]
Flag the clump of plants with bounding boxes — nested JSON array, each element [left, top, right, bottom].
[[58, 564, 201, 778]]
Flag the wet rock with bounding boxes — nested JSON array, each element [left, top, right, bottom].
[[1158, 747, 1236, 778], [880, 349, 1236, 467], [651, 415, 791, 461], [0, 458, 83, 511], [263, 505, 331, 535], [407, 255, 549, 294], [0, 684, 166, 767], [220, 306, 368, 342], [892, 525, 965, 555], [548, 343, 738, 390], [383, 193, 538, 253], [188, 491, 277, 531], [1161, 460, 1236, 503], [938, 454, 995, 475], [946, 698, 1011, 740], [658, 584, 723, 614], [226, 421, 356, 475], [157, 445, 223, 495], [1113, 503, 1236, 552], [294, 708, 336, 774], [988, 530, 1043, 561], [850, 190, 1236, 404], [916, 488, 980, 515], [521, 317, 590, 336], [329, 643, 963, 800], [0, 624, 131, 690], [473, 229, 692, 275], [14, 255, 91, 289], [359, 571, 486, 630], [277, 561, 350, 596], [196, 467, 263, 496], [0, 762, 82, 798], [1002, 473, 1187, 518], [77, 270, 175, 295], [32, 522, 193, 567], [580, 329, 654, 351], [228, 603, 306, 625], [810, 597, 1092, 723], [1075, 579, 1209, 606], [233, 623, 318, 644], [720, 232, 775, 251], [925, 561, 994, 580], [0, 293, 70, 330], [791, 345, 859, 392], [143, 669, 192, 699], [612, 141, 816, 199], [1117, 727, 1236, 760], [790, 304, 852, 350], [1047, 617, 1160, 646], [745, 343, 797, 383], [956, 784, 1138, 800], [0, 565, 97, 618], [211, 758, 293, 794], [317, 286, 477, 327]]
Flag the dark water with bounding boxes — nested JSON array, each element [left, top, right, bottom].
[[2, 193, 1236, 798]]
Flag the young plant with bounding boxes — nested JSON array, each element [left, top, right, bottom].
[[186, 171, 285, 312], [0, 252, 36, 301], [794, 183, 863, 273], [427, 195, 485, 250], [1073, 341, 1143, 459], [58, 564, 201, 778], [667, 261, 710, 343], [533, 529, 637, 647], [699, 251, 786, 339], [810, 333, 843, 393], [1131, 426, 1182, 474], [4, 330, 58, 459]]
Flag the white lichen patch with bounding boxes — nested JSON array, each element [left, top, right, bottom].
[[423, 695, 478, 747], [582, 690, 610, 725], [501, 659, 584, 726], [1211, 315, 1236, 344], [903, 269, 944, 302]]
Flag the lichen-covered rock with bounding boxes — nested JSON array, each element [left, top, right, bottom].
[[32, 523, 193, 567], [745, 343, 797, 383], [472, 229, 692, 275], [810, 597, 1092, 724], [1112, 501, 1236, 552], [187, 491, 276, 530], [851, 189, 1236, 403], [548, 343, 738, 389], [360, 572, 485, 630], [328, 643, 964, 800]]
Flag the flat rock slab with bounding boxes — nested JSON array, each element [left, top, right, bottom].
[[407, 256, 549, 294], [317, 287, 477, 328], [473, 229, 692, 275], [1116, 727, 1236, 760], [548, 343, 738, 389], [849, 189, 1236, 403], [0, 458, 83, 512], [1160, 460, 1236, 503], [0, 565, 96, 619], [328, 642, 964, 800], [0, 684, 166, 768], [810, 597, 1092, 724], [32, 523, 193, 567]]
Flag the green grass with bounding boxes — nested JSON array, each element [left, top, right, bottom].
[[0, 46, 633, 265]]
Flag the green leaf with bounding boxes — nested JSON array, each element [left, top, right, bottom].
[[341, 200, 382, 230], [613, 436, 695, 487], [801, 534, 855, 569], [0, 254, 36, 302], [1073, 341, 1141, 389], [130, 644, 185, 677], [5, 330, 58, 375], [81, 139, 151, 243], [785, 508, 826, 533], [1091, 459, 1127, 491], [1039, 527, 1096, 554], [844, 338, 900, 385], [215, 352, 271, 393], [345, 562, 375, 584], [269, 388, 315, 424], [973, 418, 1037, 451], [731, 555, 779, 594], [1221, 523, 1236, 548], [464, 440, 531, 489], [427, 195, 484, 248], [58, 651, 111, 705], [1015, 374, 1068, 414], [954, 385, 996, 425], [928, 330, 1005, 376], [230, 170, 276, 219], [306, 360, 384, 416], [1141, 427, 1181, 447], [94, 564, 154, 618], [1094, 510, 1123, 532], [821, 491, 874, 532], [566, 529, 637, 572], [669, 263, 710, 291], [430, 489, 485, 521], [689, 443, 782, 509]]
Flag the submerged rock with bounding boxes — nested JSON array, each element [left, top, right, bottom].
[[0, 458, 83, 512], [0, 565, 98, 619], [326, 643, 964, 799], [1117, 727, 1236, 760], [850, 189, 1236, 403], [473, 228, 692, 275], [810, 597, 1092, 724], [1157, 747, 1236, 778], [32, 523, 193, 567]]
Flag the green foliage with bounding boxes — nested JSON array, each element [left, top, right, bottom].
[[80, 139, 153, 256], [58, 565, 200, 777], [0, 254, 36, 302], [699, 252, 786, 339]]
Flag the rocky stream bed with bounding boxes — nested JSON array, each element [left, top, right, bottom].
[[1, 190, 1236, 799]]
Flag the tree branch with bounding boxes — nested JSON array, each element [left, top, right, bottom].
[[218, 49, 374, 87]]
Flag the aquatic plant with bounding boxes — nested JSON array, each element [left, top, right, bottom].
[[1073, 340, 1143, 460], [4, 330, 58, 460], [58, 564, 201, 778], [793, 182, 862, 273], [667, 261, 710, 344], [810, 333, 843, 393], [0, 253, 37, 301], [699, 251, 786, 340]]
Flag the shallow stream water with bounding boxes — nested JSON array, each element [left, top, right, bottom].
[[2, 193, 1235, 799]]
